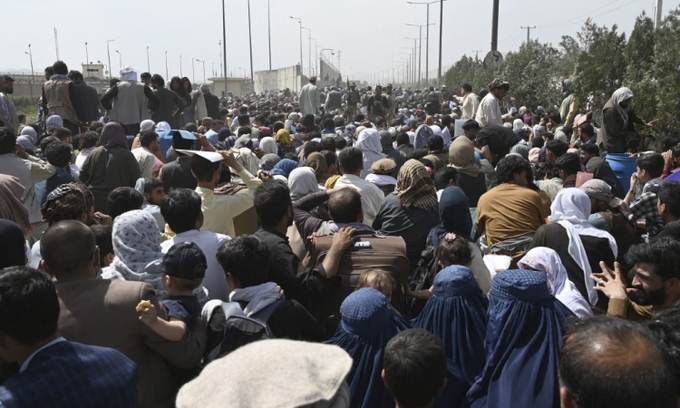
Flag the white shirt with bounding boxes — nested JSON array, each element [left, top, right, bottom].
[[461, 92, 480, 120], [161, 229, 231, 302], [0, 153, 55, 223], [20, 337, 66, 372], [334, 174, 385, 227], [475, 92, 503, 127], [131, 147, 156, 179]]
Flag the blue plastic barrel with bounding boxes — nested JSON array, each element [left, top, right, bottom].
[[606, 153, 637, 193]]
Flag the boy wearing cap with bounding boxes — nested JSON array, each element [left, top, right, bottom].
[[139, 242, 206, 341]]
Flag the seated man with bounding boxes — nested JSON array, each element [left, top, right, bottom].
[[477, 155, 547, 264], [132, 130, 161, 179], [40, 220, 205, 408], [254, 181, 356, 304], [422, 135, 449, 173], [136, 177, 166, 231], [293, 187, 373, 240], [333, 147, 385, 226], [216, 235, 325, 341], [545, 139, 569, 164], [625, 153, 665, 237], [559, 316, 676, 408], [653, 181, 680, 241], [593, 238, 680, 321], [555, 153, 581, 189], [107, 186, 143, 220], [160, 188, 231, 302], [579, 143, 624, 198], [0, 266, 138, 407]]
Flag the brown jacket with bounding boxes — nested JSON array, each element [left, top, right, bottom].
[[43, 78, 80, 124], [56, 279, 206, 408]]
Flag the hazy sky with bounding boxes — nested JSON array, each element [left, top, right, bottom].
[[3, 0, 666, 84]]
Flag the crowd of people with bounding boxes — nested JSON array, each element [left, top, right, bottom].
[[1, 60, 680, 408]]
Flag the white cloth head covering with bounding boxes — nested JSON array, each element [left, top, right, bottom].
[[20, 126, 38, 144], [513, 118, 524, 130], [259, 136, 278, 155], [200, 83, 211, 95], [548, 189, 618, 306], [518, 247, 593, 318], [176, 339, 352, 408], [356, 128, 385, 178], [611, 87, 634, 127], [156, 121, 171, 132], [102, 210, 166, 297], [120, 66, 138, 82], [288, 167, 321, 201], [140, 119, 155, 131], [429, 125, 443, 137]]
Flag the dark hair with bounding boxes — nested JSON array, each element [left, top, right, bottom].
[[328, 188, 362, 223], [190, 155, 221, 182], [375, 117, 386, 128], [441, 115, 452, 127], [107, 187, 144, 219], [338, 147, 363, 174], [545, 139, 569, 158], [636, 153, 665, 179], [334, 116, 345, 128], [185, 122, 198, 133], [320, 150, 337, 168], [0, 127, 17, 154], [581, 143, 599, 156], [383, 329, 447, 407], [272, 121, 284, 133], [52, 60, 68, 75], [237, 114, 250, 127], [625, 238, 680, 281], [216, 235, 269, 287], [237, 126, 252, 137], [44, 140, 72, 168], [579, 122, 595, 137], [322, 118, 335, 129], [0, 267, 59, 345], [79, 131, 99, 150], [658, 182, 680, 219], [542, 131, 555, 141], [144, 178, 164, 194], [334, 136, 347, 150], [321, 137, 336, 152], [536, 163, 560, 180], [151, 74, 165, 87], [303, 141, 323, 160], [90, 225, 113, 267], [436, 235, 472, 265], [171, 131, 194, 150], [254, 181, 291, 227], [396, 132, 410, 146], [67, 70, 83, 81], [461, 120, 480, 131], [160, 188, 202, 234], [461, 83, 472, 93], [140, 72, 151, 80], [139, 130, 158, 149], [427, 135, 444, 151], [646, 304, 680, 395], [496, 155, 531, 184], [560, 316, 676, 408], [53, 127, 72, 142], [555, 153, 581, 176], [434, 167, 458, 191], [41, 220, 96, 276], [548, 111, 561, 124]]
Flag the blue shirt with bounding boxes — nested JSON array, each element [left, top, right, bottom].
[[162, 295, 200, 328]]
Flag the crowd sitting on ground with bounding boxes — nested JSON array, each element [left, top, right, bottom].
[[2, 61, 680, 408]]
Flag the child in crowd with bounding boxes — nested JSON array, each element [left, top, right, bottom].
[[357, 269, 397, 305], [90, 225, 114, 268], [138, 241, 206, 341]]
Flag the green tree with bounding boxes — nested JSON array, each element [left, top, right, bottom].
[[572, 20, 627, 113], [654, 6, 680, 135], [623, 12, 657, 125]]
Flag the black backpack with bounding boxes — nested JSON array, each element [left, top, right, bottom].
[[202, 299, 281, 364], [407, 246, 440, 318]]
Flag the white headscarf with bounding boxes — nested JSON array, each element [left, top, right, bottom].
[[518, 247, 593, 318], [548, 189, 618, 306], [120, 66, 138, 82], [513, 118, 524, 131], [288, 167, 321, 201], [611, 87, 634, 127], [355, 128, 385, 179], [259, 137, 278, 155], [102, 210, 166, 298]]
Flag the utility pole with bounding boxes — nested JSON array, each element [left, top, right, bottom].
[[106, 39, 115, 79], [520, 26, 536, 44], [85, 42, 89, 67], [491, 0, 499, 51], [221, 0, 228, 96], [473, 50, 483, 60], [408, 1, 446, 85], [654, 0, 663, 29], [247, 0, 254, 81], [437, 0, 445, 86], [165, 51, 169, 80], [406, 23, 433, 88]]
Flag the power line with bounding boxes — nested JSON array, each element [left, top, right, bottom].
[[537, 0, 642, 29], [520, 26, 536, 43]]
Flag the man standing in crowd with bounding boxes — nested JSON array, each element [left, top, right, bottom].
[[0, 267, 140, 407], [324, 86, 342, 112], [475, 79, 508, 128], [67, 70, 102, 124], [0, 76, 19, 133], [150, 74, 185, 126], [40, 220, 205, 408], [201, 84, 221, 120], [654, 181, 680, 241], [101, 66, 159, 135], [299, 76, 320, 117], [346, 82, 360, 120], [42, 61, 85, 134], [367, 85, 389, 123], [459, 83, 479, 120], [560, 79, 579, 127], [385, 84, 397, 122]]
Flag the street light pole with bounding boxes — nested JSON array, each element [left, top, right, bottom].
[[192, 58, 196, 84], [404, 39, 418, 86], [221, 0, 228, 96], [106, 39, 115, 79], [85, 42, 89, 67], [165, 51, 169, 80], [267, 0, 272, 72], [320, 49, 334, 80], [116, 50, 122, 70], [197, 60, 206, 83], [301, 27, 312, 77], [406, 22, 435, 88], [246, 0, 254, 81], [290, 16, 303, 86], [408, 1, 445, 85], [25, 45, 35, 102], [311, 38, 318, 76], [146, 46, 150, 72]]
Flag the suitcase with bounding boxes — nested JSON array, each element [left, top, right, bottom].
[[306, 231, 410, 333]]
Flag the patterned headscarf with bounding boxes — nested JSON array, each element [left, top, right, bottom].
[[41, 182, 94, 226], [395, 159, 438, 211], [103, 210, 166, 298]]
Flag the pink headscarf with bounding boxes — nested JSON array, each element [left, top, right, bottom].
[[0, 175, 32, 237]]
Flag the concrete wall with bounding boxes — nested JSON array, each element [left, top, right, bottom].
[[210, 77, 249, 98], [319, 57, 340, 83], [254, 64, 303, 93]]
